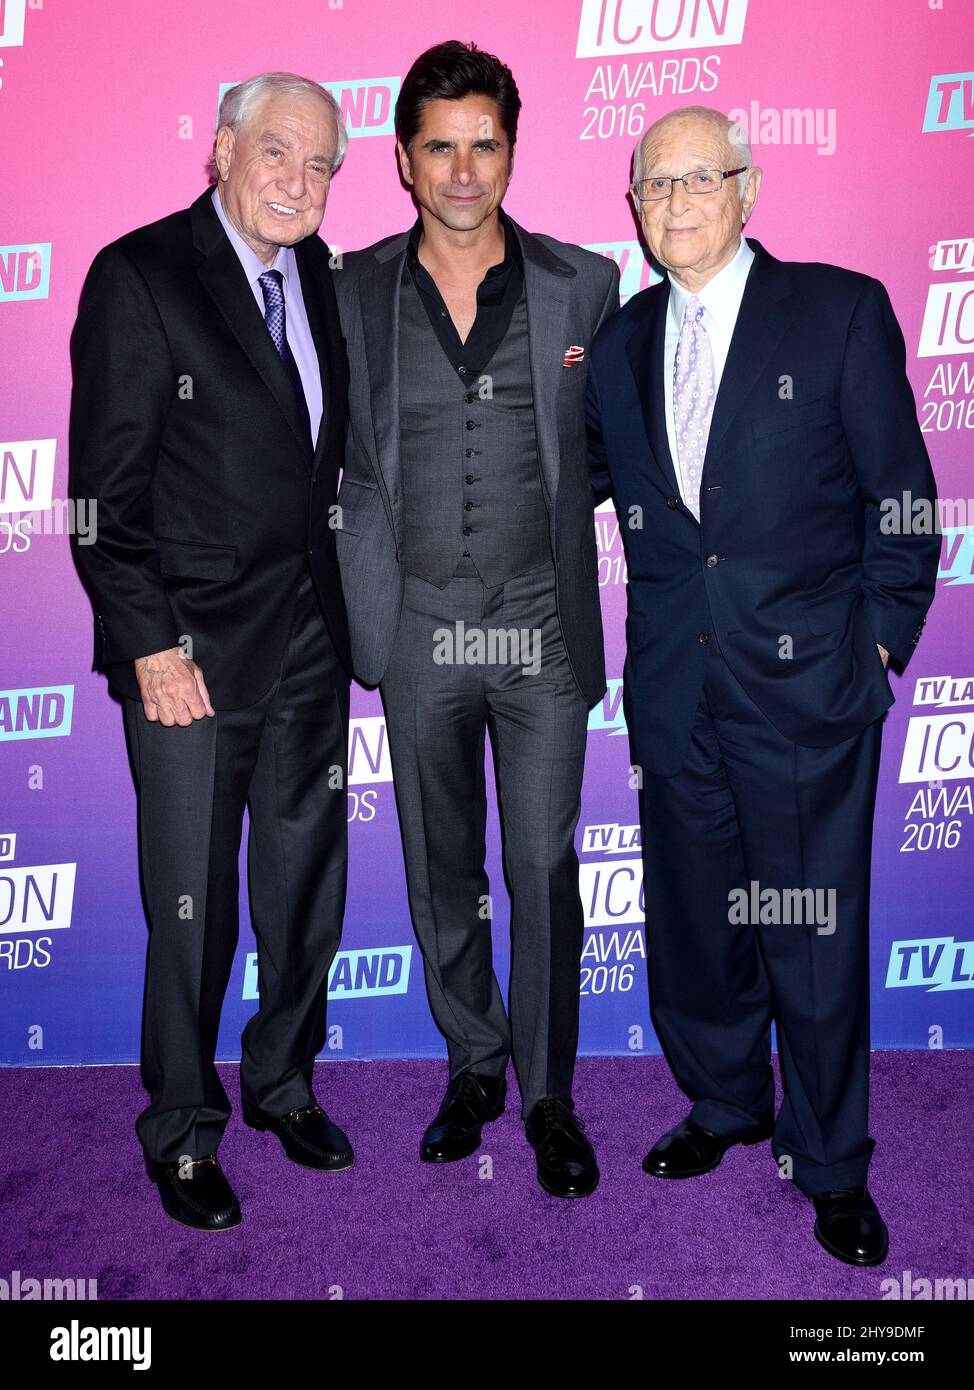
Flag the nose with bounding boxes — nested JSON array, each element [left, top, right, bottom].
[[667, 178, 693, 215], [281, 164, 308, 202], [453, 150, 475, 184]]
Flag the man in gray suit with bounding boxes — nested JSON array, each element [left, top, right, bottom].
[[334, 41, 618, 1197]]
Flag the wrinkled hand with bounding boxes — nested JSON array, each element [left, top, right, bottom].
[[877, 645, 889, 668], [135, 647, 215, 726]]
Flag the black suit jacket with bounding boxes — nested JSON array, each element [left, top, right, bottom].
[[587, 238, 940, 777], [68, 187, 351, 708]]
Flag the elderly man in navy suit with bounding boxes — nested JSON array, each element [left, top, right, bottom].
[[587, 106, 938, 1265]]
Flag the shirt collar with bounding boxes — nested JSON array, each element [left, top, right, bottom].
[[406, 204, 523, 275], [211, 185, 292, 293], [667, 235, 754, 330]]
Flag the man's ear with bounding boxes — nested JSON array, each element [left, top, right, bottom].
[[396, 140, 413, 186], [742, 165, 763, 224], [214, 125, 235, 181]]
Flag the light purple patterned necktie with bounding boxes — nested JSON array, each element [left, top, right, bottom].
[[673, 294, 716, 520]]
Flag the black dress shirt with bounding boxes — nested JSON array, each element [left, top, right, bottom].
[[404, 208, 525, 381]]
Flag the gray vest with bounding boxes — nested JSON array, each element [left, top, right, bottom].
[[398, 273, 552, 588]]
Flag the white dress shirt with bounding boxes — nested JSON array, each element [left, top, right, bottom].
[[663, 235, 755, 503]]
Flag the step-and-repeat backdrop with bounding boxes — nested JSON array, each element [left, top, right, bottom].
[[1, 0, 972, 1066]]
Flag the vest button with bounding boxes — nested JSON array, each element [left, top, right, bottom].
[[465, 475, 475, 485], [465, 392, 476, 404], [462, 526, 473, 537], [464, 502, 473, 511], [465, 420, 477, 430]]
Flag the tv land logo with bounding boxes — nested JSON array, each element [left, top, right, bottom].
[[217, 77, 401, 139], [922, 71, 974, 134], [0, 0, 26, 47], [0, 245, 51, 302], [0, 834, 75, 971], [589, 679, 627, 736], [576, 0, 748, 59], [585, 240, 662, 303], [914, 675, 974, 709], [243, 945, 412, 1001], [930, 236, 974, 276], [886, 937, 974, 992], [0, 686, 73, 741]]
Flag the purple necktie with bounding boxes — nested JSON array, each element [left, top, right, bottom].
[[673, 294, 716, 520], [257, 269, 313, 452]]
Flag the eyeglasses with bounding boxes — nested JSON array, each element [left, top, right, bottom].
[[631, 167, 749, 202]]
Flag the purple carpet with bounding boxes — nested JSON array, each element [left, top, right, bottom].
[[1, 1053, 970, 1300]]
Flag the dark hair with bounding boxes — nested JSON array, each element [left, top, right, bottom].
[[395, 40, 521, 154]]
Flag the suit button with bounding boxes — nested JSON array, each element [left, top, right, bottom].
[[698, 632, 709, 644], [706, 554, 719, 568], [666, 495, 679, 509], [462, 526, 472, 537]]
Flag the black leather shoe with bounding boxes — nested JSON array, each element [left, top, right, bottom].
[[420, 1071, 506, 1162], [525, 1097, 599, 1198], [242, 1098, 354, 1171], [642, 1115, 774, 1178], [812, 1187, 889, 1266], [145, 1154, 241, 1231]]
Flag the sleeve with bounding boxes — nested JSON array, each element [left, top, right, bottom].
[[68, 244, 180, 667], [838, 276, 941, 667]]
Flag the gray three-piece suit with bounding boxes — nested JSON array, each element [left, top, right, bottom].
[[335, 214, 619, 1113]]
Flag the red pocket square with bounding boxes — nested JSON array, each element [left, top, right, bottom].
[[563, 345, 585, 366]]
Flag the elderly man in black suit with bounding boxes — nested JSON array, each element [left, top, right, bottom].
[[69, 72, 354, 1231]]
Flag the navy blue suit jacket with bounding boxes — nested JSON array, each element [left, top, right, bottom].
[[587, 238, 940, 778]]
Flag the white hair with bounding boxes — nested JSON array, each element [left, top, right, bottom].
[[207, 71, 348, 183], [632, 105, 752, 197]]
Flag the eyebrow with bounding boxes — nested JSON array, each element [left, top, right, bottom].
[[644, 160, 720, 175], [258, 130, 331, 162], [419, 136, 503, 149]]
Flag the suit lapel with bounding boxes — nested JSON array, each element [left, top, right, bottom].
[[295, 236, 344, 479], [703, 240, 795, 469], [359, 239, 407, 518], [625, 284, 681, 498], [191, 191, 314, 471], [514, 220, 572, 505]]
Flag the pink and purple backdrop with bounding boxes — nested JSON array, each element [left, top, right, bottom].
[[1, 0, 972, 1066]]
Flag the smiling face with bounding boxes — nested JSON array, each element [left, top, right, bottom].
[[214, 90, 339, 263], [634, 112, 762, 290], [396, 95, 513, 235]]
